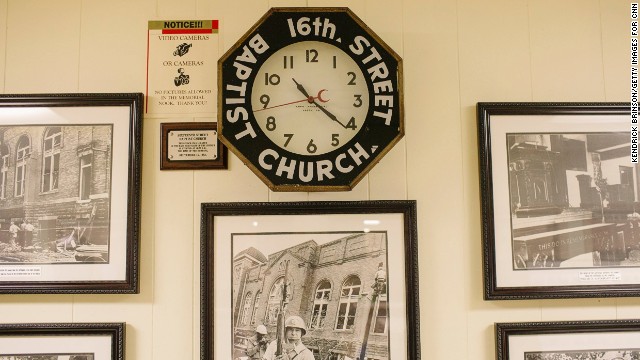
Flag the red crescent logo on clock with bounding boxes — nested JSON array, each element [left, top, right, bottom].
[[316, 89, 329, 103]]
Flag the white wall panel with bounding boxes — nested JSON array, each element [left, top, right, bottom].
[[458, 1, 540, 359], [601, 1, 630, 101], [539, 299, 617, 321], [5, 0, 81, 92], [80, 0, 152, 92], [0, 0, 7, 91], [403, 1, 466, 360], [528, 0, 606, 101], [152, 118, 196, 360], [0, 295, 73, 322]]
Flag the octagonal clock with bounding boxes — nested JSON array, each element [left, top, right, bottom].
[[218, 7, 403, 191]]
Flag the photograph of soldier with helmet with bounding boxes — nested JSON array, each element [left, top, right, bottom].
[[232, 231, 390, 360]]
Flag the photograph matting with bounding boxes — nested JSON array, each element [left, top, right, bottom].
[[0, 93, 142, 293], [0, 322, 124, 360], [478, 102, 636, 299], [496, 320, 640, 360], [201, 201, 420, 360]]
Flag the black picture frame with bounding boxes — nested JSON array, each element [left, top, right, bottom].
[[0, 93, 142, 293], [478, 102, 635, 300], [496, 319, 640, 360], [200, 200, 420, 360], [0, 322, 125, 359]]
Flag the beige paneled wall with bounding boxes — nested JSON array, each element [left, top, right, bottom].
[[0, 0, 632, 359]]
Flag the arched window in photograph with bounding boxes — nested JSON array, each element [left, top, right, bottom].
[[0, 144, 9, 199], [42, 127, 62, 193], [15, 135, 30, 197], [250, 290, 261, 325], [335, 275, 361, 330], [309, 280, 331, 329], [265, 277, 284, 325], [240, 292, 253, 326]]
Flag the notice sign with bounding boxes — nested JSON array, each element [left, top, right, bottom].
[[147, 20, 219, 115]]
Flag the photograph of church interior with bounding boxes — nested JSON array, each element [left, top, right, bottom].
[[508, 132, 640, 269]]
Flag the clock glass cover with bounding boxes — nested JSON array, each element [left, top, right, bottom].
[[252, 41, 369, 156]]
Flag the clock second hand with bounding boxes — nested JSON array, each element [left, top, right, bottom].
[[253, 90, 328, 112], [291, 78, 347, 128]]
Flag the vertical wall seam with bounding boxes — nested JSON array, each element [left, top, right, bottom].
[[453, 0, 470, 358], [191, 168, 196, 359], [2, 0, 9, 93], [401, 0, 408, 202], [525, 0, 542, 319], [77, 0, 83, 91], [598, 0, 607, 101], [527, 0, 535, 102]]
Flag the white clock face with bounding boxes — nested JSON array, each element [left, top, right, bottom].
[[251, 41, 370, 156]]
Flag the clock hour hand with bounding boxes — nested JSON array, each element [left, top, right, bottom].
[[292, 78, 313, 101], [291, 78, 347, 128]]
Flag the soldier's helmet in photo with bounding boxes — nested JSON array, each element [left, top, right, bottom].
[[284, 315, 307, 336], [256, 324, 268, 335]]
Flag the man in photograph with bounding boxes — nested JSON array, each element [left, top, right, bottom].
[[245, 324, 269, 360], [262, 316, 314, 360], [23, 220, 35, 248], [8, 221, 19, 247]]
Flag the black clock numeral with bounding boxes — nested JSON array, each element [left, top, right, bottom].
[[265, 73, 281, 85], [306, 49, 318, 63], [283, 56, 294, 69], [347, 72, 357, 85], [266, 116, 277, 131], [307, 139, 317, 154], [333, 56, 337, 69], [353, 95, 362, 108], [331, 134, 340, 147], [346, 117, 357, 130], [260, 94, 270, 109], [284, 134, 293, 147]]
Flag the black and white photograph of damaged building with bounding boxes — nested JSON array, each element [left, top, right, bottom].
[[232, 232, 389, 360], [0, 125, 112, 264], [509, 132, 640, 269]]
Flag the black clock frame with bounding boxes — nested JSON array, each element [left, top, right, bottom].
[[218, 7, 404, 191]]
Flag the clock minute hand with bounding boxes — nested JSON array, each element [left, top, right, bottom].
[[291, 78, 346, 128], [311, 102, 346, 128]]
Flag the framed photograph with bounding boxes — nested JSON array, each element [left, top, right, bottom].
[[0, 322, 125, 359], [160, 122, 227, 170], [200, 201, 420, 360], [0, 93, 142, 293], [478, 102, 637, 299], [496, 319, 640, 360]]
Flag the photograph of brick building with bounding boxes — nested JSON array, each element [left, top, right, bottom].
[[0, 124, 112, 263], [232, 231, 389, 360]]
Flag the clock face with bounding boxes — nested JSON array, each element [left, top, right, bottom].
[[252, 41, 370, 156], [218, 8, 403, 191]]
